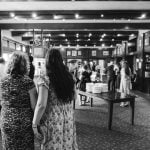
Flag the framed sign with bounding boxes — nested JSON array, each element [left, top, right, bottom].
[[77, 50, 82, 56], [72, 50, 77, 56], [103, 51, 109, 56], [33, 47, 45, 58], [92, 50, 96, 56], [145, 38, 149, 46], [67, 50, 71, 56]]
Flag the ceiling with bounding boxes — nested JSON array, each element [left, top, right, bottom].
[[0, 1, 149, 49], [8, 29, 138, 48], [0, 10, 150, 20]]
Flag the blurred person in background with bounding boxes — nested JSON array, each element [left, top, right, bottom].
[[78, 64, 92, 105], [114, 62, 121, 92], [32, 49, 78, 150], [0, 51, 37, 150], [105, 60, 115, 91], [120, 61, 132, 107]]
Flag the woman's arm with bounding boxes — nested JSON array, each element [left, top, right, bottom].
[[29, 87, 38, 111], [32, 85, 48, 126]]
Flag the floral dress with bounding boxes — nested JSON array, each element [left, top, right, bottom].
[[0, 74, 35, 150], [37, 76, 78, 150]]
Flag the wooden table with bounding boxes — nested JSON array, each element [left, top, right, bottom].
[[75, 90, 136, 130]]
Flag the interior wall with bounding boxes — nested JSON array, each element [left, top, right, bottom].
[[2, 30, 29, 45]]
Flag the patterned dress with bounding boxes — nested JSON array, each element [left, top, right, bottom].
[[37, 76, 78, 150], [0, 74, 35, 150]]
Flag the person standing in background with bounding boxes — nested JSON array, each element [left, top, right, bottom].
[[29, 55, 35, 80], [120, 61, 132, 107], [0, 51, 37, 150], [114, 62, 121, 92], [105, 60, 115, 91]]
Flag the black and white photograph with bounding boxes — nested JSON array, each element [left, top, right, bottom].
[[0, 0, 150, 150]]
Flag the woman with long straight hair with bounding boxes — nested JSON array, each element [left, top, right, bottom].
[[120, 61, 131, 107], [32, 49, 78, 150]]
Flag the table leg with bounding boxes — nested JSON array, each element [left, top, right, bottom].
[[130, 99, 135, 125], [90, 98, 93, 107], [108, 102, 113, 130]]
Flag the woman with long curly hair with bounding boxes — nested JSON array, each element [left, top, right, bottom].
[[32, 49, 78, 150], [0, 51, 37, 150]]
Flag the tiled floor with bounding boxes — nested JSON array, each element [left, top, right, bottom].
[[0, 90, 150, 150]]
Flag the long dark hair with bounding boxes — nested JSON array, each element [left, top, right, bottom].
[[46, 49, 75, 103]]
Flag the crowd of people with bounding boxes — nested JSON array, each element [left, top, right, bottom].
[[69, 59, 137, 107]]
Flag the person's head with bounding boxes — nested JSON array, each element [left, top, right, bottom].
[[0, 57, 5, 64], [109, 60, 114, 65], [83, 64, 88, 71], [29, 55, 33, 63], [45, 49, 74, 103], [68, 60, 77, 72], [6, 51, 29, 76], [38, 62, 41, 67]]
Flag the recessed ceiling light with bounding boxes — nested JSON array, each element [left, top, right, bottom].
[[77, 39, 79, 41], [101, 14, 104, 18], [76, 33, 79, 37], [140, 13, 146, 19], [124, 26, 130, 30], [89, 33, 92, 37], [112, 39, 114, 41], [32, 12, 37, 18], [102, 33, 106, 38], [100, 38, 103, 41], [130, 34, 135, 37], [14, 16, 18, 20], [110, 45, 113, 48], [10, 12, 15, 18], [62, 34, 66, 37], [88, 38, 90, 41], [117, 34, 121, 37], [65, 39, 68, 41], [102, 43, 105, 47], [53, 15, 59, 19], [75, 13, 79, 19], [48, 34, 51, 37]]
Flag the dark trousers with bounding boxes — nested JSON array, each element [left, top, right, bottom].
[[108, 78, 115, 91]]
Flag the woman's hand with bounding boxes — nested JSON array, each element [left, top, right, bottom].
[[32, 126, 43, 141]]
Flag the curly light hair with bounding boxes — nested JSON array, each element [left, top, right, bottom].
[[6, 51, 30, 76]]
